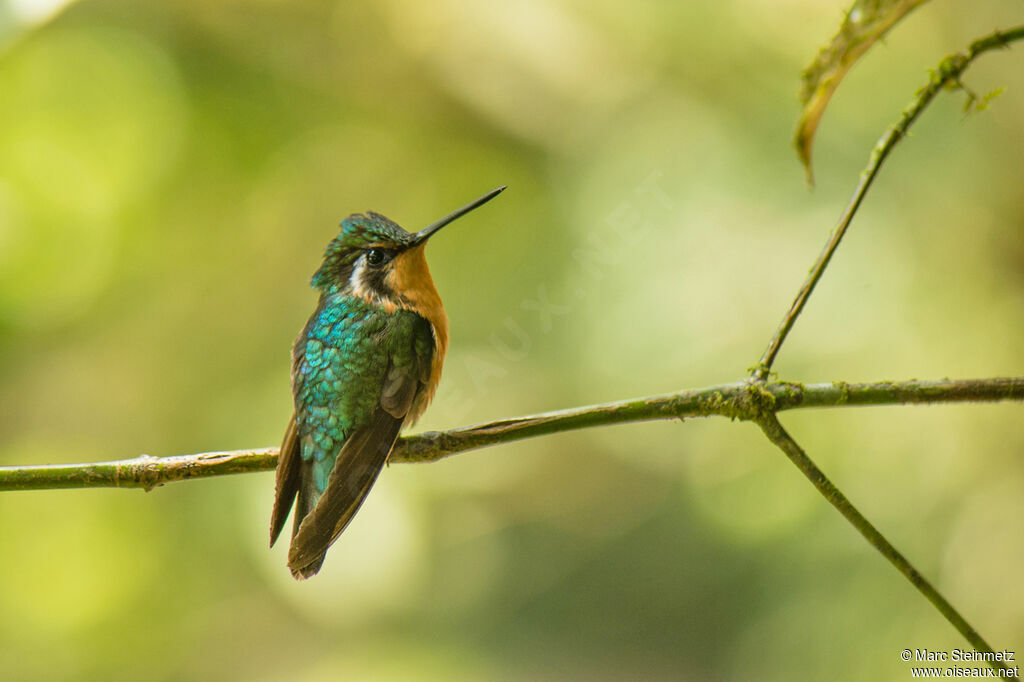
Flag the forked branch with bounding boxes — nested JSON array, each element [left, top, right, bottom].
[[1, 376, 1020, 492]]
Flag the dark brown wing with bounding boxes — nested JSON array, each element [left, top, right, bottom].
[[286, 362, 421, 580], [269, 413, 301, 547]]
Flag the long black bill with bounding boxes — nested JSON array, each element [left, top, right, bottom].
[[411, 185, 506, 246]]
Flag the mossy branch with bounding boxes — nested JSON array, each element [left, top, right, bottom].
[[1, 376, 1021, 492]]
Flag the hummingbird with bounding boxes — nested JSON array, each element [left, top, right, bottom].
[[270, 186, 506, 579]]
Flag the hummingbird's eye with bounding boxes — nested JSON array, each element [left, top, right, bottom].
[[365, 248, 393, 268]]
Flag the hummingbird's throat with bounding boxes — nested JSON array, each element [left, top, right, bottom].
[[353, 246, 448, 398], [387, 244, 449, 422], [347, 244, 449, 421]]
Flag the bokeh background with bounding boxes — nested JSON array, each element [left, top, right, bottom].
[[0, 1, 1022, 679]]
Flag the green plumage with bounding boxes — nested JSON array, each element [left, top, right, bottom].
[[295, 296, 431, 496]]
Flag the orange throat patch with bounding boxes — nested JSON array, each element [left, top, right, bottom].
[[386, 244, 449, 416]]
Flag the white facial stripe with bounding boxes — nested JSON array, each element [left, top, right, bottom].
[[349, 252, 400, 313], [349, 254, 380, 303], [349, 255, 367, 292]]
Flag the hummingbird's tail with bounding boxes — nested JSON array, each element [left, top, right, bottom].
[[291, 554, 326, 580], [286, 407, 404, 580], [269, 412, 336, 577], [289, 473, 326, 578]]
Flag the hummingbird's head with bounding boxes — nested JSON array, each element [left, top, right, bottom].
[[310, 187, 505, 313], [311, 212, 412, 294]]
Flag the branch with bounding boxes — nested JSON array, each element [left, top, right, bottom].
[[2, 376, 1021, 492], [755, 411, 1017, 679], [754, 26, 1024, 381]]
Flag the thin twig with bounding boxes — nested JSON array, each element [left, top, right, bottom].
[[1, 376, 1021, 492], [754, 411, 1017, 679], [754, 26, 1024, 381]]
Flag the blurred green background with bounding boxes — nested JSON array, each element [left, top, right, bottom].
[[1, 0, 1022, 679]]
